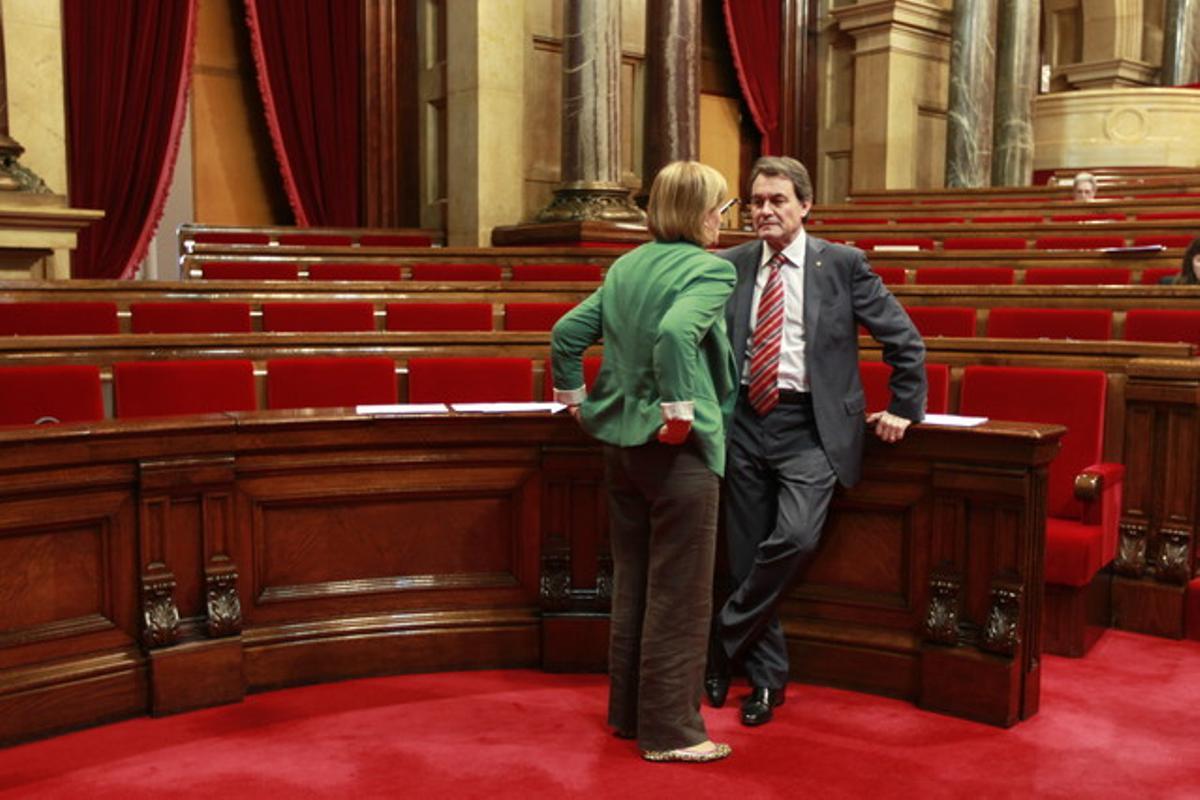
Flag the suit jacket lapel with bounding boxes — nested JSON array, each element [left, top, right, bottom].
[[803, 235, 824, 340], [731, 242, 763, 379]]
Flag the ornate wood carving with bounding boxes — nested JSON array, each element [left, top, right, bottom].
[[924, 565, 962, 645], [539, 534, 572, 611], [981, 579, 1023, 656], [142, 574, 180, 648], [1115, 521, 1149, 577], [206, 569, 242, 638], [1154, 527, 1192, 585]]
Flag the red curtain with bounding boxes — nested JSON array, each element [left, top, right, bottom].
[[245, 0, 361, 227], [64, 0, 197, 279], [722, 0, 782, 155]]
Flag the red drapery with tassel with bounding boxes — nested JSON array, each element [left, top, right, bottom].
[[64, 0, 197, 279], [722, 0, 782, 155], [244, 0, 361, 227]]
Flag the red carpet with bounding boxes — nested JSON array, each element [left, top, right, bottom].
[[2, 630, 1198, 799]]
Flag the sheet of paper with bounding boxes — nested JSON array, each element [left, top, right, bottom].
[[922, 413, 988, 427], [355, 403, 450, 415], [450, 402, 566, 414]]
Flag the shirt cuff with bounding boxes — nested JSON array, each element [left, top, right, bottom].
[[660, 401, 694, 422], [554, 386, 586, 405]]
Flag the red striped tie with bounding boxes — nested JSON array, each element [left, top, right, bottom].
[[747, 251, 788, 416]]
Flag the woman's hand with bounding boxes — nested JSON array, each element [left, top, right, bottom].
[[657, 418, 692, 445]]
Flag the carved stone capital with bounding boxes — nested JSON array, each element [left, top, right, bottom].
[[980, 580, 1023, 657], [1154, 528, 1192, 585], [205, 570, 243, 637], [142, 575, 180, 649], [924, 566, 961, 646], [1115, 521, 1148, 577], [536, 185, 646, 224]]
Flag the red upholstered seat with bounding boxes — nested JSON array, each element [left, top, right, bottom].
[[970, 215, 1042, 224], [409, 263, 503, 281], [872, 266, 907, 285], [1034, 235, 1126, 250], [0, 365, 105, 425], [1139, 267, 1181, 285], [987, 307, 1112, 340], [1124, 309, 1200, 345], [131, 302, 252, 334], [854, 237, 936, 251], [277, 233, 354, 247], [407, 357, 533, 403], [1131, 234, 1194, 249], [0, 302, 119, 335], [505, 303, 576, 331], [261, 302, 376, 332], [200, 262, 300, 280], [858, 361, 949, 414], [915, 267, 1014, 285], [193, 231, 271, 245], [905, 306, 976, 337], [902, 216, 966, 224], [1023, 268, 1131, 285], [542, 355, 604, 400], [942, 236, 1027, 250], [307, 263, 403, 281], [266, 357, 397, 410], [510, 263, 604, 282], [1048, 213, 1125, 222], [386, 303, 494, 331], [114, 360, 257, 418], [1134, 211, 1200, 221], [359, 233, 434, 247], [813, 216, 887, 225], [1136, 191, 1200, 199], [958, 366, 1121, 592]]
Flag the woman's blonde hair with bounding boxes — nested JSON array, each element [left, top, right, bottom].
[[647, 161, 727, 246]]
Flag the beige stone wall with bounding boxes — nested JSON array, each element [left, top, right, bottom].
[[3, 0, 68, 196], [1043, 0, 1164, 90]]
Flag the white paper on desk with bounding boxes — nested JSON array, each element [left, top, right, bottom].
[[450, 402, 566, 414], [922, 413, 988, 427], [356, 403, 450, 415]]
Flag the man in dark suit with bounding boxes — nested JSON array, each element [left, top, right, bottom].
[[706, 156, 927, 726]]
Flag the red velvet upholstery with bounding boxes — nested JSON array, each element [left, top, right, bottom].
[[958, 366, 1121, 587], [1134, 211, 1200, 221], [0, 365, 105, 425], [505, 303, 576, 331], [193, 231, 271, 245], [1140, 268, 1181, 285], [266, 357, 397, 409], [1187, 578, 1200, 642], [277, 233, 354, 247], [859, 361, 949, 414], [1135, 191, 1200, 199], [902, 216, 966, 224], [1034, 235, 1126, 251], [854, 237, 936, 251], [971, 215, 1041, 224], [905, 306, 976, 337], [987, 308, 1113, 341], [0, 302, 119, 335], [307, 263, 403, 281], [409, 263, 503, 282], [386, 303, 494, 332], [131, 302, 252, 334], [261, 302, 376, 332], [359, 233, 434, 247], [872, 266, 907, 285], [814, 216, 887, 224], [114, 359, 257, 418], [1023, 268, 1131, 285], [407, 357, 533, 403], [542, 355, 603, 400], [200, 262, 300, 280], [914, 267, 1015, 285], [1131, 234, 1194, 249], [942, 236, 1027, 250], [510, 263, 604, 282], [1048, 213, 1125, 222], [1124, 310, 1200, 345]]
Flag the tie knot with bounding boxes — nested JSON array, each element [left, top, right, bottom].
[[767, 251, 788, 271]]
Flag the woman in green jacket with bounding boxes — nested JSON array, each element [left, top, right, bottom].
[[551, 161, 737, 763]]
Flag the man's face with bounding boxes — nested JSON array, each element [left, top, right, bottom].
[[750, 174, 812, 250], [1073, 181, 1096, 202]]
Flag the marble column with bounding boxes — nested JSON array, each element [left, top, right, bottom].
[[1161, 0, 1200, 86], [538, 0, 643, 222], [944, 0, 997, 188], [991, 0, 1038, 186], [641, 0, 700, 194]]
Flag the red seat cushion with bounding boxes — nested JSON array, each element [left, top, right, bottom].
[[266, 357, 397, 410], [1023, 268, 1131, 285], [1045, 518, 1106, 587], [277, 233, 354, 247], [114, 360, 256, 418], [201, 262, 300, 280], [0, 365, 105, 425], [1124, 310, 1200, 345], [987, 308, 1112, 340], [359, 233, 434, 247], [914, 267, 1014, 285], [307, 263, 403, 281], [261, 302, 376, 332], [1131, 234, 1194, 249], [859, 361, 949, 414], [1034, 235, 1126, 250], [407, 358, 533, 403], [0, 302, 119, 335], [905, 306, 976, 337], [942, 237, 1027, 251], [509, 263, 604, 282], [409, 263, 503, 281], [131, 302, 252, 334], [505, 303, 576, 332], [1140, 268, 1181, 285], [872, 266, 906, 285], [386, 303, 494, 331]]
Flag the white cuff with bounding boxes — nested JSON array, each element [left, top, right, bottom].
[[660, 401, 695, 422], [554, 386, 586, 405]]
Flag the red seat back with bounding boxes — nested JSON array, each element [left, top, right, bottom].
[[386, 303, 494, 331], [970, 215, 1041, 224], [0, 365, 105, 425], [114, 360, 256, 418], [261, 302, 376, 332], [1140, 267, 1181, 285], [543, 355, 604, 400], [905, 306, 976, 337], [131, 302, 252, 334], [407, 358, 533, 403], [266, 357, 397, 410], [359, 233, 434, 247], [510, 263, 604, 282], [1124, 310, 1200, 345], [987, 308, 1112, 340], [854, 237, 936, 251], [0, 302, 119, 335], [277, 233, 354, 247], [1023, 268, 1130, 285], [914, 267, 1015, 285], [192, 231, 271, 245], [1048, 213, 1125, 222], [505, 303, 576, 331], [871, 267, 906, 285], [308, 263, 403, 281], [859, 361, 950, 415], [1131, 234, 1194, 249], [409, 263, 503, 282], [1034, 235, 1125, 250], [942, 237, 1027, 251], [1133, 211, 1200, 221], [200, 262, 300, 280], [812, 216, 888, 225]]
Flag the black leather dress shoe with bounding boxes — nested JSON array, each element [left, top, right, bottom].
[[704, 674, 730, 708], [740, 686, 786, 726]]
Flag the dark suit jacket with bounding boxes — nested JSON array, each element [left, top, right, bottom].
[[720, 236, 926, 487]]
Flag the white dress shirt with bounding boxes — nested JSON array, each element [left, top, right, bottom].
[[743, 232, 809, 392]]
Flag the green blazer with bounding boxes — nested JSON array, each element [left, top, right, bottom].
[[550, 240, 738, 476]]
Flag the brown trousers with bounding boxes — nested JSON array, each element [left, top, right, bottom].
[[604, 441, 719, 751]]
